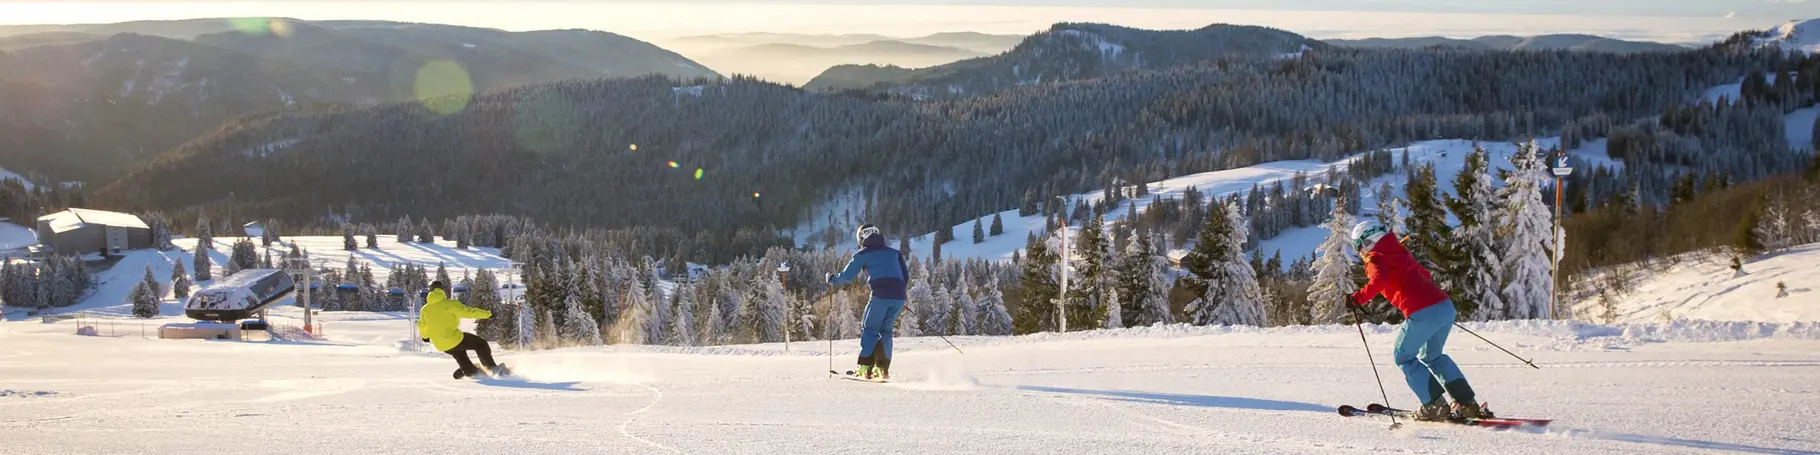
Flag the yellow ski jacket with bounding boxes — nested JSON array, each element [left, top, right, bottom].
[[417, 289, 491, 351]]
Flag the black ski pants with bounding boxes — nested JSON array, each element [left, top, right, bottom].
[[445, 332, 498, 375]]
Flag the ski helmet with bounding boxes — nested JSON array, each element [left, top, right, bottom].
[[855, 224, 881, 246], [1350, 220, 1389, 253]]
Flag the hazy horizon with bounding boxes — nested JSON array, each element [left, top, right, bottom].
[[0, 1, 1807, 45]]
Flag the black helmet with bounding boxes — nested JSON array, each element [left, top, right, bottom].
[[855, 224, 880, 246], [430, 280, 447, 292]]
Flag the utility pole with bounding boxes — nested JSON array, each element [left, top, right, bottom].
[[778, 261, 791, 352], [1550, 150, 1573, 320], [510, 261, 526, 349], [1057, 195, 1070, 333]]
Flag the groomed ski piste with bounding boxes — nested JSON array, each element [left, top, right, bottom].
[[1, 237, 1819, 454]]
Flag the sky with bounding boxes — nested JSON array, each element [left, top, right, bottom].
[[0, 1, 1812, 43]]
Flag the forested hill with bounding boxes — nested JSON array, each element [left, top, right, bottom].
[[95, 34, 1779, 247], [0, 18, 717, 183], [806, 23, 1319, 95]]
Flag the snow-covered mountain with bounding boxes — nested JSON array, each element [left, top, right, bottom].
[[1757, 19, 1820, 54]]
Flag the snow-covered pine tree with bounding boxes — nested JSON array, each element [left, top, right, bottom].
[[1016, 234, 1060, 334], [752, 274, 787, 342], [906, 260, 935, 335], [1185, 203, 1266, 326], [647, 273, 670, 344], [991, 212, 1004, 236], [472, 269, 509, 341], [702, 282, 727, 346], [416, 218, 435, 243], [560, 292, 603, 346], [196, 214, 214, 249], [193, 247, 212, 281], [1136, 234, 1175, 327], [1755, 195, 1793, 253], [171, 259, 190, 300], [1102, 287, 1123, 329], [534, 308, 560, 350], [455, 223, 470, 249], [925, 280, 953, 335], [978, 278, 1013, 335], [1374, 182, 1406, 235], [833, 291, 862, 339], [1078, 215, 1111, 328], [140, 265, 160, 299], [397, 216, 412, 243], [1309, 196, 1359, 324], [668, 282, 697, 346], [130, 279, 159, 318], [1447, 147, 1506, 321], [363, 225, 378, 248], [618, 278, 651, 344], [954, 278, 979, 335], [1403, 164, 1455, 286], [973, 217, 986, 244], [436, 263, 452, 288], [343, 224, 357, 250], [149, 214, 175, 250], [1496, 143, 1556, 320]]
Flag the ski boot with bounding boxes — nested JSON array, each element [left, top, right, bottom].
[[453, 368, 467, 380], [1414, 397, 1452, 421], [1454, 401, 1495, 420], [850, 365, 875, 380], [873, 366, 889, 381]]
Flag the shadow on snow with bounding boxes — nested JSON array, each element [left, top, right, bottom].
[[1013, 385, 1330, 413]]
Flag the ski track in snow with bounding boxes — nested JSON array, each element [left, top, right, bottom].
[[620, 382, 683, 454]]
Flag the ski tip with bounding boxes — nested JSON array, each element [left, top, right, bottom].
[[1337, 405, 1360, 416]]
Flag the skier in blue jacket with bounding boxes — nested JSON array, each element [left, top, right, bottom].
[[827, 224, 910, 380]]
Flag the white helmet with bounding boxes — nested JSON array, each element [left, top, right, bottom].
[[855, 224, 881, 246], [1350, 220, 1389, 253]]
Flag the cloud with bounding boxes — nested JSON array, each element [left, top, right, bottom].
[[1725, 11, 1738, 18]]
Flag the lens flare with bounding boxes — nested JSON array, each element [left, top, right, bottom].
[[415, 60, 473, 115], [694, 168, 704, 180], [667, 161, 679, 168], [511, 91, 581, 156], [753, 192, 761, 198], [630, 144, 638, 151]]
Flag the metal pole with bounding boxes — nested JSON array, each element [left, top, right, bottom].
[[778, 262, 790, 353], [1552, 174, 1561, 320], [1057, 196, 1069, 333]]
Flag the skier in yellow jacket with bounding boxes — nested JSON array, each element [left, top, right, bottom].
[[418, 281, 508, 379]]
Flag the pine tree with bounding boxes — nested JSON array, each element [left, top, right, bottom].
[[130, 279, 159, 318], [455, 223, 471, 249], [227, 239, 257, 276], [1134, 235, 1175, 327], [1102, 287, 1123, 329], [436, 263, 452, 288], [1185, 203, 1265, 326], [149, 214, 175, 250], [1016, 235, 1059, 334], [1756, 195, 1793, 253], [560, 292, 603, 346], [192, 248, 212, 281], [972, 217, 986, 244], [978, 279, 1013, 335], [343, 224, 357, 250], [416, 218, 435, 243], [954, 278, 979, 335], [171, 259, 190, 300], [397, 216, 413, 243], [1020, 189, 1039, 216], [668, 282, 697, 346], [139, 265, 160, 298], [1374, 182, 1406, 234], [990, 212, 1005, 236], [833, 291, 862, 339], [703, 283, 728, 345], [925, 281, 953, 335], [1308, 194, 1359, 324], [1447, 148, 1506, 321], [1403, 164, 1455, 283], [618, 279, 651, 345], [1497, 144, 1556, 320], [363, 224, 378, 249], [906, 261, 935, 335], [647, 273, 671, 344], [196, 214, 214, 249], [1078, 215, 1111, 328]]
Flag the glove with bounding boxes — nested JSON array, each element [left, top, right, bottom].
[[825, 272, 837, 283]]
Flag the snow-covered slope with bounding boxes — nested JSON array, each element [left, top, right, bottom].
[[1574, 243, 1820, 324], [1, 307, 1817, 454], [1759, 19, 1820, 55]]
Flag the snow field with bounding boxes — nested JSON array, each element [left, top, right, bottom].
[[1, 308, 1817, 454], [1574, 242, 1820, 324]]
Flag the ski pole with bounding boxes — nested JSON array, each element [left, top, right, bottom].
[[933, 332, 964, 355], [1349, 304, 1400, 430], [1452, 322, 1540, 369]]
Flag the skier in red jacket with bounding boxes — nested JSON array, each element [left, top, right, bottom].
[[1349, 220, 1492, 421]]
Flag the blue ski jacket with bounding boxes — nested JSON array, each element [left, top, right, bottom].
[[829, 235, 910, 300]]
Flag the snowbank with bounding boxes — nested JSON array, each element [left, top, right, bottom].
[[1574, 243, 1820, 324]]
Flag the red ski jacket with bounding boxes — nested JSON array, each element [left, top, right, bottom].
[[1351, 233, 1450, 316]]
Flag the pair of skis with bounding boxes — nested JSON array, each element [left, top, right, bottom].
[[1338, 403, 1550, 428], [830, 370, 889, 383]]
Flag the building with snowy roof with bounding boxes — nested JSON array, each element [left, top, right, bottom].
[[35, 208, 151, 255]]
